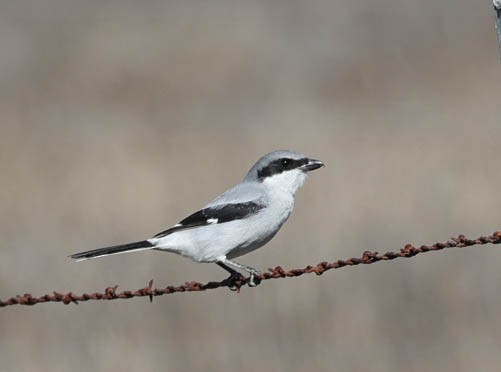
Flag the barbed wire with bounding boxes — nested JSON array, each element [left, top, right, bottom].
[[1, 231, 500, 308]]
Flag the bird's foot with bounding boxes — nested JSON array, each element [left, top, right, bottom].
[[224, 272, 246, 291], [248, 270, 262, 287]]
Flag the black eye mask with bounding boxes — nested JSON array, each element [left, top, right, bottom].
[[257, 157, 309, 180]]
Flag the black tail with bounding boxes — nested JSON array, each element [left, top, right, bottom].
[[69, 240, 154, 261]]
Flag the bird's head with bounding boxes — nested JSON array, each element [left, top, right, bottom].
[[244, 150, 324, 195]]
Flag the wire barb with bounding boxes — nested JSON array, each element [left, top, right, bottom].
[[1, 231, 500, 308]]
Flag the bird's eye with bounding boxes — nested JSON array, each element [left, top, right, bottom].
[[281, 159, 289, 166]]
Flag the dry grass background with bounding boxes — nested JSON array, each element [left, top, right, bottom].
[[1, 1, 500, 371]]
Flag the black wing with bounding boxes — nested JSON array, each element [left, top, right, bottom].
[[153, 202, 265, 238]]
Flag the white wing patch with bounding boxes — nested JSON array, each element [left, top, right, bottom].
[[207, 218, 219, 224]]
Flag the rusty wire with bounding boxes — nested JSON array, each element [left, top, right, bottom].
[[1, 231, 500, 308]]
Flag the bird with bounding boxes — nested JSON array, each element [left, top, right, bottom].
[[69, 150, 324, 288]]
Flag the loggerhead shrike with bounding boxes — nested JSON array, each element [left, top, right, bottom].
[[70, 150, 324, 287]]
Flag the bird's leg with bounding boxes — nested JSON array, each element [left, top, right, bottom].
[[218, 258, 262, 288]]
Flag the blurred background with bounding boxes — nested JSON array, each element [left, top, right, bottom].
[[1, 1, 500, 371]]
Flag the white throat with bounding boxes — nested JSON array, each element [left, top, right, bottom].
[[262, 169, 307, 196]]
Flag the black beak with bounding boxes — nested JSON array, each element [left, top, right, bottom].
[[300, 158, 325, 172]]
